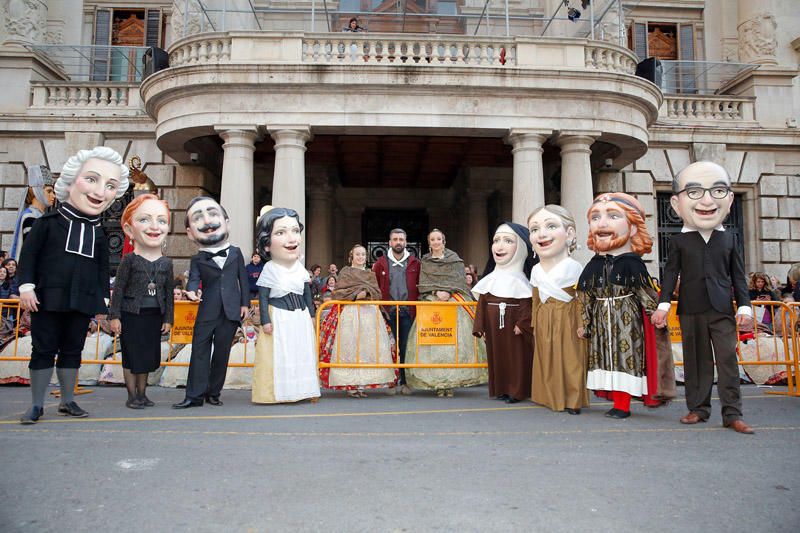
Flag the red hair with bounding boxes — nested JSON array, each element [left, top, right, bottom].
[[586, 192, 653, 256], [121, 194, 171, 232]]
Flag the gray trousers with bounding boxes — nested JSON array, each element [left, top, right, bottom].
[[678, 311, 742, 424]]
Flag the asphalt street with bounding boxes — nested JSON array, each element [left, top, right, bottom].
[[1, 384, 798, 532]]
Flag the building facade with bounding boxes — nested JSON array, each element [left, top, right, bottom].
[[1, 0, 798, 278]]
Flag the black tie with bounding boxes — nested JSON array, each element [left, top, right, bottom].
[[205, 248, 229, 259]]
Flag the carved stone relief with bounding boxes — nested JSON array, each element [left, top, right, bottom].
[[738, 12, 777, 64], [3, 0, 47, 44], [170, 0, 204, 41]]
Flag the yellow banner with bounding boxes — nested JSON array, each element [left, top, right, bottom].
[[417, 305, 457, 345], [171, 301, 200, 343], [667, 304, 682, 343]]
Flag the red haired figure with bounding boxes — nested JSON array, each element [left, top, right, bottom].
[[577, 192, 675, 419]]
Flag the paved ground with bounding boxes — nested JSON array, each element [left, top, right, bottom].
[[0, 383, 798, 532]]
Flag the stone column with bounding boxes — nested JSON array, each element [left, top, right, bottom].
[[557, 132, 598, 265], [268, 126, 312, 258], [306, 179, 333, 269], [2, 0, 47, 45], [737, 0, 777, 66], [466, 187, 492, 273], [505, 130, 551, 225], [215, 126, 258, 258]]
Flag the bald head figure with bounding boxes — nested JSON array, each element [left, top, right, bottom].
[[671, 161, 733, 231]]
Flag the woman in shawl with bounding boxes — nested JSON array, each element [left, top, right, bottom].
[[528, 205, 589, 414], [405, 229, 488, 396], [319, 244, 398, 397], [472, 223, 535, 404], [251, 207, 321, 404]]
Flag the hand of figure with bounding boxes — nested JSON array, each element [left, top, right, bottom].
[[19, 290, 39, 313], [474, 331, 483, 338], [736, 313, 754, 330], [513, 325, 522, 336], [184, 290, 200, 302], [651, 309, 668, 329], [576, 327, 585, 338], [161, 322, 171, 334], [262, 323, 273, 335], [240, 306, 248, 320], [435, 290, 450, 301], [109, 318, 121, 335]]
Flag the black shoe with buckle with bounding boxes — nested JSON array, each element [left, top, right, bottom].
[[58, 401, 89, 418], [20, 406, 44, 425]]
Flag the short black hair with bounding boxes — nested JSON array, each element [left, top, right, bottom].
[[184, 196, 229, 228], [255, 207, 304, 261]]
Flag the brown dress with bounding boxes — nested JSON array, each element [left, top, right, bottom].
[[531, 286, 589, 411], [473, 294, 533, 401]]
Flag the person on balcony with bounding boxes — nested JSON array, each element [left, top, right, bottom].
[[343, 17, 365, 32], [17, 146, 130, 424], [319, 244, 397, 398], [405, 229, 488, 397]]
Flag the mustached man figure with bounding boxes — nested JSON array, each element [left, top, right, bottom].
[[18, 147, 130, 424], [652, 162, 754, 434], [172, 197, 249, 409]]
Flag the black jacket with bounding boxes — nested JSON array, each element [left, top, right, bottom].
[[18, 211, 109, 316], [186, 245, 249, 322], [658, 230, 750, 315]]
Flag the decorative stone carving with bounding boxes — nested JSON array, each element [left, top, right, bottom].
[[3, 0, 47, 44], [170, 0, 204, 41], [721, 38, 739, 62], [738, 12, 777, 64]]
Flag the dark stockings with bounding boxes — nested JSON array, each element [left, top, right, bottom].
[[123, 369, 151, 405]]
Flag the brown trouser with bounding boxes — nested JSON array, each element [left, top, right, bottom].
[[679, 311, 742, 424]]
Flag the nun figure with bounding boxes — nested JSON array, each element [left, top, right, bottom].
[[472, 223, 536, 404], [528, 205, 589, 414]]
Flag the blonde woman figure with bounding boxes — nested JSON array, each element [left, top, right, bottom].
[[527, 206, 589, 414], [319, 244, 397, 397]]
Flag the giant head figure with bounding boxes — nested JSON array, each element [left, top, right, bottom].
[[670, 161, 733, 231], [586, 192, 652, 257]]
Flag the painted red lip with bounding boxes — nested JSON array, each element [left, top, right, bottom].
[[695, 208, 717, 215], [87, 197, 103, 205]]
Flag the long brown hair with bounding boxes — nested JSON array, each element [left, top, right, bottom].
[[586, 192, 653, 255]]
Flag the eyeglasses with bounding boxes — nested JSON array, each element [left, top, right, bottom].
[[676, 186, 731, 200]]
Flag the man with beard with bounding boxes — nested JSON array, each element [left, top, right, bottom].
[[652, 162, 754, 434], [173, 197, 249, 408], [577, 192, 675, 419], [372, 228, 420, 395]]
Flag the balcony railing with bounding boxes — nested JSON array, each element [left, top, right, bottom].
[[659, 95, 756, 124], [25, 44, 148, 83], [29, 82, 143, 114]]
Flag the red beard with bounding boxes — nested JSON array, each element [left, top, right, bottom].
[[590, 232, 629, 253]]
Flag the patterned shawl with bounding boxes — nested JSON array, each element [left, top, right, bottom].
[[332, 266, 382, 301], [417, 248, 469, 297]]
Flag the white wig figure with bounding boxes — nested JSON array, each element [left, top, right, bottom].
[[54, 146, 131, 202]]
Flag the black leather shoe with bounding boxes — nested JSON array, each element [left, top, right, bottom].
[[205, 396, 223, 406], [20, 406, 44, 425], [565, 408, 581, 415], [504, 397, 521, 404], [137, 395, 155, 407], [605, 408, 631, 419], [126, 398, 145, 410], [497, 394, 510, 401], [172, 398, 203, 409], [58, 401, 88, 418]]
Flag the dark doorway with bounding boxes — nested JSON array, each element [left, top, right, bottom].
[[656, 192, 745, 280], [362, 208, 429, 266]]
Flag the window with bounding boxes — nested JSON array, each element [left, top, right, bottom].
[[629, 21, 695, 62], [92, 6, 163, 82]]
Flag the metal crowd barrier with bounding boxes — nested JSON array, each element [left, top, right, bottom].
[[1, 298, 798, 397], [315, 299, 485, 370]]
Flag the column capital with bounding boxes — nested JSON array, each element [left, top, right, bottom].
[[267, 125, 312, 148], [214, 126, 259, 150], [556, 131, 601, 154], [504, 130, 551, 151]]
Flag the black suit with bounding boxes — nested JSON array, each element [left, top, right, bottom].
[[184, 245, 250, 401], [658, 230, 750, 423], [18, 211, 109, 370]]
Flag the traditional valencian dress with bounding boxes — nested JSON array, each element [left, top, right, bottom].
[[530, 256, 589, 411], [472, 223, 535, 402], [405, 248, 488, 392], [577, 253, 674, 405], [319, 266, 398, 391], [251, 260, 321, 403]]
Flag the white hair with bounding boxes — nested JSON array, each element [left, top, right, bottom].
[[54, 146, 130, 202]]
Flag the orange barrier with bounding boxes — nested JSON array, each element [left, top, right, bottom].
[[665, 300, 798, 397], [315, 300, 485, 369]]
